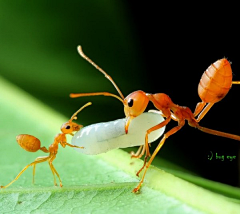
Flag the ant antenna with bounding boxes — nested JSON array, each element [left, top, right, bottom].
[[77, 45, 125, 100], [70, 102, 92, 122]]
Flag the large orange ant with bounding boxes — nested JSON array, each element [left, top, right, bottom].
[[0, 102, 91, 189], [70, 46, 240, 193]]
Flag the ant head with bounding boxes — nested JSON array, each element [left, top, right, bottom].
[[61, 122, 82, 135], [123, 90, 149, 133], [123, 90, 149, 118], [61, 102, 92, 135]]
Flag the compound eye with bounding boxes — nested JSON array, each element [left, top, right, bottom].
[[128, 98, 134, 107], [65, 125, 71, 129]]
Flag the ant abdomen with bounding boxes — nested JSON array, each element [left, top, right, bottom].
[[198, 58, 232, 103], [16, 134, 41, 152]]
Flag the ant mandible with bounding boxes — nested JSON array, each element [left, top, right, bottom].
[[0, 102, 91, 189], [70, 46, 240, 193]]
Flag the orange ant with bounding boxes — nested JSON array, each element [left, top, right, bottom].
[[70, 46, 240, 193], [0, 102, 91, 189]]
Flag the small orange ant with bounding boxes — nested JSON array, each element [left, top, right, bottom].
[[0, 102, 91, 189], [70, 46, 240, 193]]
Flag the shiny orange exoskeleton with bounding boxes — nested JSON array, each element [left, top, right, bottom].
[[16, 134, 42, 152], [0, 102, 91, 189], [70, 46, 240, 193], [199, 59, 232, 103]]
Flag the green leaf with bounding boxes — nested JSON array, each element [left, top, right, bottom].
[[1, 74, 240, 213]]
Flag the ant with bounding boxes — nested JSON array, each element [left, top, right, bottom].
[[0, 102, 91, 189], [70, 46, 240, 193]]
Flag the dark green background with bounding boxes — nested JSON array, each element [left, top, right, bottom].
[[1, 1, 240, 186]]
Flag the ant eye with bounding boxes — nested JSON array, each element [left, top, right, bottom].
[[128, 98, 134, 107], [65, 125, 71, 129]]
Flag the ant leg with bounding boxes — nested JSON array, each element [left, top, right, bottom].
[[131, 144, 152, 159], [196, 125, 240, 141], [64, 142, 84, 149], [1, 156, 49, 189], [32, 156, 49, 184], [48, 155, 57, 186], [193, 101, 206, 117], [145, 117, 171, 158], [195, 102, 214, 122], [170, 113, 178, 121], [131, 145, 145, 159], [49, 163, 62, 187], [135, 117, 172, 177], [136, 154, 148, 177], [48, 155, 62, 187], [133, 122, 184, 193]]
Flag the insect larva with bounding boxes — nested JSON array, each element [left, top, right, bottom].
[[72, 111, 165, 155]]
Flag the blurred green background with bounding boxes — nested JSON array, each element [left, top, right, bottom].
[[1, 1, 240, 187]]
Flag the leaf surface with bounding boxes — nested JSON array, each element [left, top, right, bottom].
[[1, 76, 240, 214]]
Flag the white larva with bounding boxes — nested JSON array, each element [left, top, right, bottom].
[[72, 111, 165, 155]]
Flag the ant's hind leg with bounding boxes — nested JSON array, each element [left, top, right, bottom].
[[193, 102, 206, 117], [195, 103, 214, 122], [196, 125, 240, 141], [32, 156, 49, 184], [1, 156, 49, 189]]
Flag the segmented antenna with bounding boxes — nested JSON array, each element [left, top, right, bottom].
[[70, 102, 92, 122], [77, 45, 125, 100]]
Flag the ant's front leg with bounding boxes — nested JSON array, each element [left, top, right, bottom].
[[63, 142, 84, 149]]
